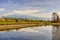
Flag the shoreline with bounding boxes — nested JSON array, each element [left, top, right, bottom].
[[0, 23, 59, 31], [0, 24, 41, 31]]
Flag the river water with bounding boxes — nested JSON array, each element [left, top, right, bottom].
[[0, 26, 53, 40]]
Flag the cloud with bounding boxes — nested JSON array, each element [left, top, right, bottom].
[[18, 28, 45, 33], [24, 0, 60, 7], [1, 13, 13, 17], [12, 9, 51, 18], [30, 13, 52, 18], [4, 13, 13, 16], [0, 0, 59, 19], [0, 8, 52, 20], [13, 9, 40, 15], [42, 0, 60, 6], [0, 8, 5, 11], [19, 28, 40, 33], [1, 9, 52, 19]]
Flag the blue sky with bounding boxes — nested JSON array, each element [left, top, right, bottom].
[[0, 0, 60, 19]]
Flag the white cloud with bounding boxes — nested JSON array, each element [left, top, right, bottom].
[[1, 13, 13, 16], [2, 9, 52, 19], [0, 9, 52, 19], [19, 28, 40, 33], [13, 10, 40, 15], [12, 9, 52, 18], [18, 28, 45, 33], [31, 13, 52, 18], [4, 13, 13, 16], [0, 8, 5, 11]]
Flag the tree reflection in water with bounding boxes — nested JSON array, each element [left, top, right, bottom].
[[52, 25, 60, 40]]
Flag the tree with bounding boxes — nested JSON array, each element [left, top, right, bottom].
[[52, 12, 59, 23]]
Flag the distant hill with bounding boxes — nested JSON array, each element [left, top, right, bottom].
[[4, 14, 50, 20]]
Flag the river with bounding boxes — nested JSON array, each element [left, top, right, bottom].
[[0, 26, 56, 40]]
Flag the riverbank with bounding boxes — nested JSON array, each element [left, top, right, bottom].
[[0, 22, 59, 31], [52, 23, 60, 26], [0, 24, 45, 31]]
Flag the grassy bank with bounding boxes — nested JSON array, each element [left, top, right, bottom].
[[0, 17, 51, 25]]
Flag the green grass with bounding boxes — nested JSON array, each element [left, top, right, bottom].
[[0, 22, 50, 26], [0, 22, 17, 25]]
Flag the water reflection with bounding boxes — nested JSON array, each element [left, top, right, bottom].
[[52, 25, 60, 40], [0, 26, 52, 40]]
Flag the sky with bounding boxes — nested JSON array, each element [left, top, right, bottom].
[[0, 0, 60, 19]]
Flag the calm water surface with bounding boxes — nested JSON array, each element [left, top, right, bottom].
[[0, 26, 52, 40]]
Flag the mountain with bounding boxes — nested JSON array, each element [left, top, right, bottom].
[[4, 14, 50, 20]]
